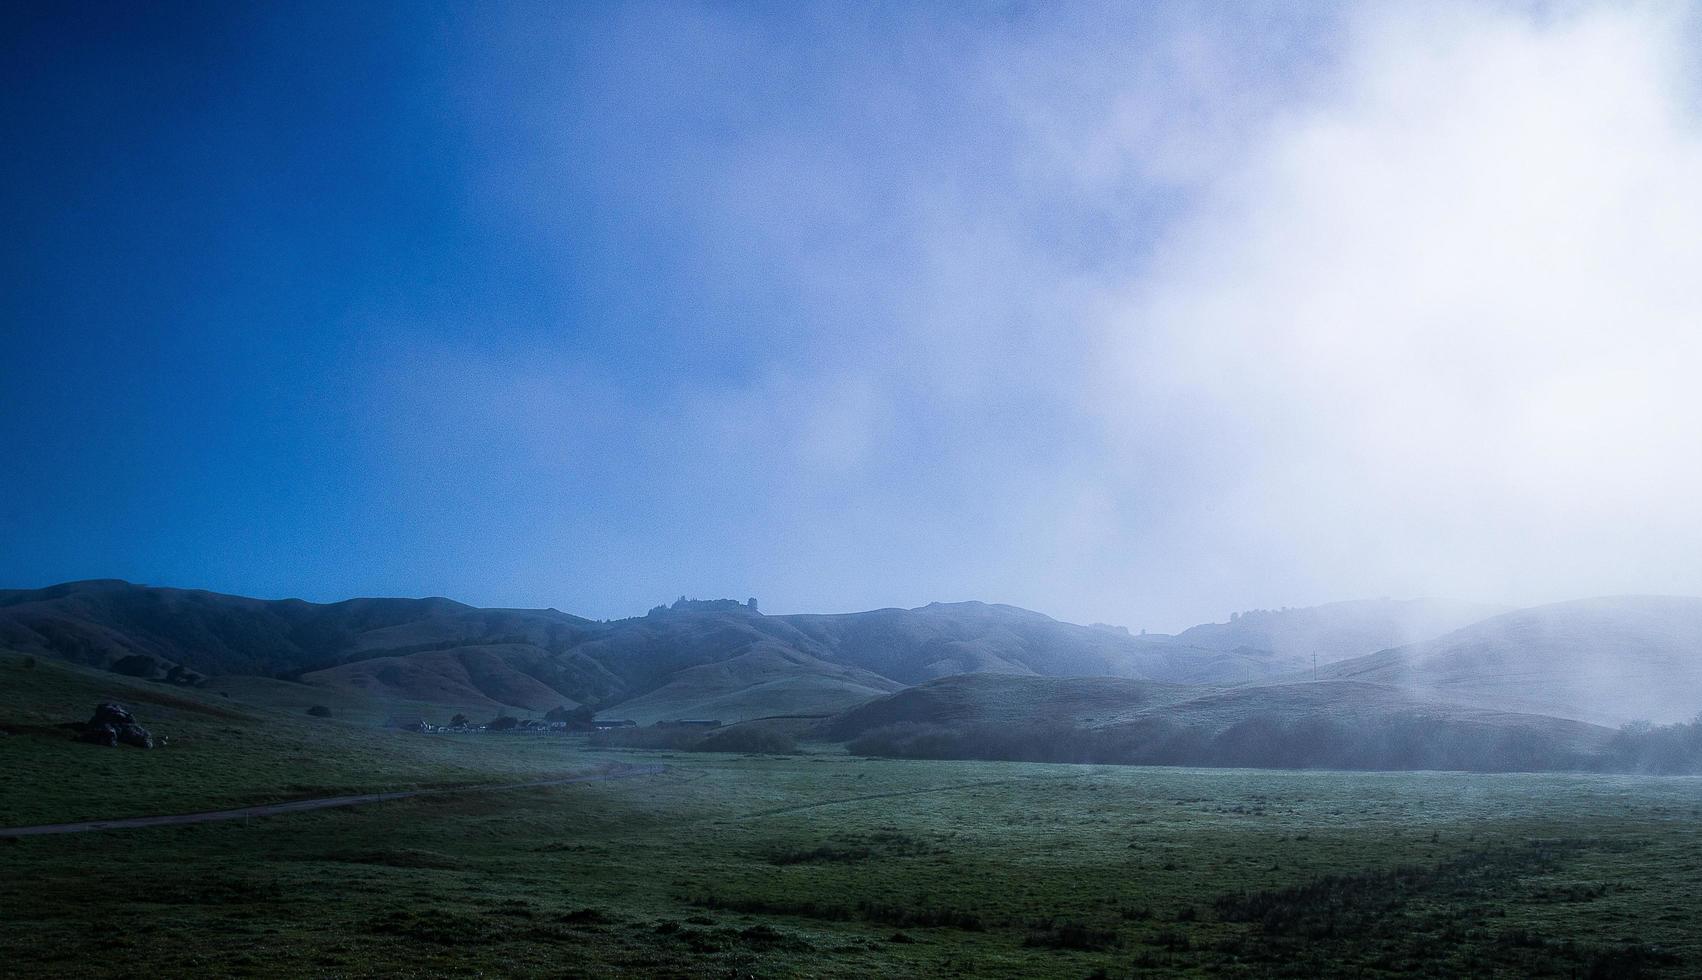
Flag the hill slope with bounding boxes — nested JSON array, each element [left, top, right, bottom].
[[781, 601, 1283, 684], [14, 583, 1697, 730], [0, 580, 595, 681], [827, 673, 1615, 771], [0, 583, 1272, 722], [602, 645, 904, 724], [1316, 596, 1702, 725], [1172, 598, 1508, 667]]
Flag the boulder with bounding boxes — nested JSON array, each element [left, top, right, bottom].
[[78, 724, 118, 747], [90, 703, 137, 728], [79, 704, 154, 748], [116, 723, 155, 749]]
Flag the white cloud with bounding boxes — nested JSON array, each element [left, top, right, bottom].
[[1098, 2, 1702, 612], [409, 1, 1702, 627]]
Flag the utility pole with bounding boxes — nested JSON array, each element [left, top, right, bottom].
[[1312, 651, 1317, 680]]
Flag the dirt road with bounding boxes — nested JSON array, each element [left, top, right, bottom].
[[0, 763, 666, 838]]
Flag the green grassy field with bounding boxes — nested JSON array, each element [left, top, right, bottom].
[[0, 656, 586, 826], [4, 655, 1702, 977]]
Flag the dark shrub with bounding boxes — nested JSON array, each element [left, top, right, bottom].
[[487, 716, 519, 731], [306, 705, 332, 718], [1601, 715, 1702, 774], [846, 722, 959, 758], [844, 710, 1608, 772], [695, 726, 797, 755], [589, 726, 704, 750], [544, 704, 595, 728]]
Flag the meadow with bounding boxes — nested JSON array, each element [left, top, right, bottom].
[[4, 656, 1701, 977]]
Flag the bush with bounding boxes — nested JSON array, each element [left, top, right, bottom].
[[693, 726, 797, 755], [1600, 715, 1702, 773], [589, 726, 704, 750], [487, 716, 519, 731], [306, 705, 332, 718], [846, 722, 961, 759], [544, 704, 595, 728]]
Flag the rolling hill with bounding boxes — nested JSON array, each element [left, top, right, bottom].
[[822, 672, 1202, 736], [1315, 596, 1702, 725], [1171, 597, 1509, 667], [0, 580, 596, 681], [598, 644, 903, 725], [0, 583, 1274, 722], [10, 582, 1700, 733], [785, 602, 1292, 685], [825, 672, 1616, 772]]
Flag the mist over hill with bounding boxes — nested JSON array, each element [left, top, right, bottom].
[[826, 673, 1617, 772], [1316, 596, 1702, 726], [1172, 598, 1510, 667], [5, 581, 1700, 750]]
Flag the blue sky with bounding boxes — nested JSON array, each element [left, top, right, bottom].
[[5, 2, 1702, 629]]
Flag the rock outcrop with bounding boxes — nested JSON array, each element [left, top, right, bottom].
[[78, 703, 154, 749]]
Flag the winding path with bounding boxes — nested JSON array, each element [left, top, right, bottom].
[[0, 763, 667, 838]]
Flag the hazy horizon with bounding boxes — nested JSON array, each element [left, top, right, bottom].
[[7, 1, 1702, 633], [12, 571, 1679, 638]]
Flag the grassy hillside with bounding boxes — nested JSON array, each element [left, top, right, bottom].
[[13, 583, 1701, 736], [0, 580, 595, 682], [824, 673, 1201, 736], [0, 582, 1301, 723], [300, 643, 617, 713], [605, 645, 902, 725], [0, 655, 593, 826], [1316, 596, 1702, 725], [207, 673, 544, 727], [785, 602, 1156, 681], [827, 673, 1615, 772], [783, 601, 1291, 685]]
